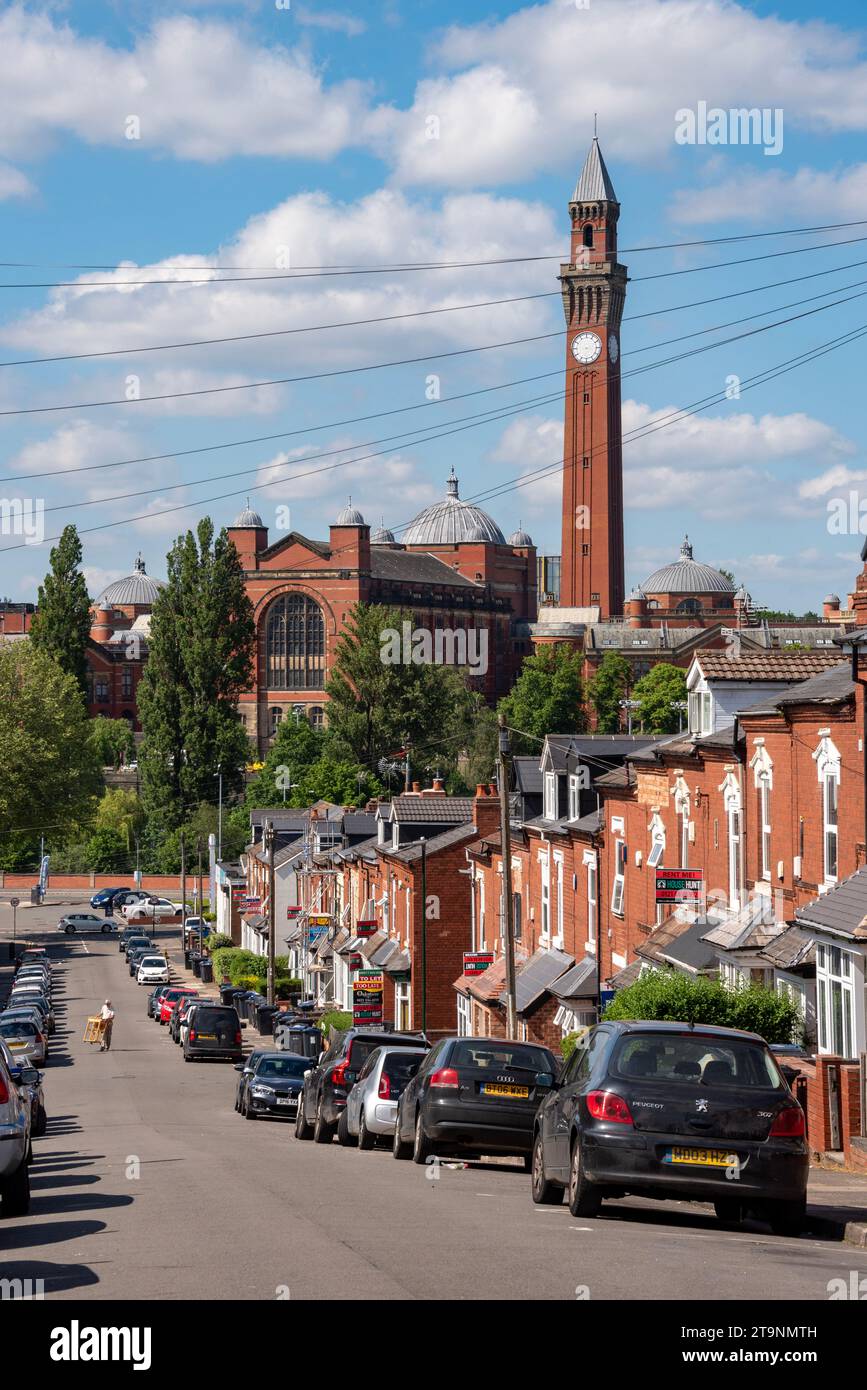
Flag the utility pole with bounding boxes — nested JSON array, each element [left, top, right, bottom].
[[217, 764, 223, 860], [196, 836, 203, 922], [265, 819, 276, 1006], [498, 715, 517, 1037], [180, 832, 187, 943], [403, 735, 411, 792]]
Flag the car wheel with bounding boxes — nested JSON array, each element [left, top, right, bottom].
[[295, 1097, 314, 1141], [531, 1133, 563, 1205], [358, 1112, 375, 1151], [337, 1108, 356, 1147], [392, 1112, 411, 1160], [713, 1198, 743, 1228], [767, 1197, 806, 1237], [412, 1111, 431, 1165], [34, 1105, 47, 1138], [244, 1097, 257, 1120], [313, 1099, 334, 1144], [64, 926, 74, 935], [183, 1050, 192, 1062], [0, 1156, 31, 1218], [101, 925, 110, 934], [567, 1135, 601, 1218]]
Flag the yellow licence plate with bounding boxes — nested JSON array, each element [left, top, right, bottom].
[[482, 1083, 529, 1099], [664, 1147, 734, 1167], [197, 1033, 217, 1041]]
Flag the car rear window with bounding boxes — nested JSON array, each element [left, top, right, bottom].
[[449, 1041, 556, 1074], [382, 1052, 423, 1083], [256, 1058, 308, 1079], [193, 1007, 239, 1029], [611, 1033, 784, 1090], [0, 1019, 36, 1038]]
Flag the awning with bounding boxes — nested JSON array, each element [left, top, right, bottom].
[[383, 950, 411, 976], [551, 956, 598, 1002], [502, 948, 575, 1015]]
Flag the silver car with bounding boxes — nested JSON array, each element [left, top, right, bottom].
[[0, 1039, 45, 1137], [9, 991, 54, 1035], [0, 1015, 47, 1067], [340, 1047, 424, 1149], [0, 1046, 30, 1216]]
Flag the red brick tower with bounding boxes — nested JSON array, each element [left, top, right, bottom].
[[559, 137, 627, 616]]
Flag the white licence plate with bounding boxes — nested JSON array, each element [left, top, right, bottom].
[[276, 1098, 297, 1106]]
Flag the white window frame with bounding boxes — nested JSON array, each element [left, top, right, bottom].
[[584, 851, 597, 949], [719, 772, 743, 912], [544, 771, 558, 821], [611, 840, 626, 918], [394, 979, 411, 1032], [568, 774, 581, 822], [456, 992, 471, 1037], [759, 776, 772, 881], [540, 851, 551, 942], [814, 736, 841, 886], [647, 813, 665, 870], [816, 941, 855, 1057], [553, 851, 564, 949]]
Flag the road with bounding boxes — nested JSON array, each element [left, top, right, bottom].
[[2, 904, 867, 1301]]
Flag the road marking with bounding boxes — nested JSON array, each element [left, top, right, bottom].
[[569, 1226, 593, 1231]]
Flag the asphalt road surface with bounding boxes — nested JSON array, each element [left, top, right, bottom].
[[3, 911, 867, 1301]]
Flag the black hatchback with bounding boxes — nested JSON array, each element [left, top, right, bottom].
[[531, 1020, 809, 1234], [392, 1036, 558, 1165], [183, 1004, 243, 1063]]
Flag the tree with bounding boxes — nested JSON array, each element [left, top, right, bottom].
[[92, 787, 146, 848], [245, 714, 325, 808], [632, 663, 688, 734], [588, 652, 631, 733], [325, 603, 476, 776], [30, 524, 92, 698], [83, 827, 129, 873], [298, 757, 382, 806], [0, 642, 102, 867], [138, 519, 256, 830], [497, 645, 586, 755], [89, 717, 136, 769], [603, 969, 802, 1044]]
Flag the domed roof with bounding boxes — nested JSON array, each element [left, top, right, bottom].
[[96, 555, 164, 607], [627, 585, 646, 602], [642, 537, 734, 596], [403, 468, 506, 546], [371, 518, 396, 544], [509, 523, 534, 547], [824, 593, 841, 606], [231, 498, 264, 528], [335, 496, 366, 526]]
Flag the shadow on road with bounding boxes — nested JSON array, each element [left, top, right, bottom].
[[0, 1259, 101, 1295]]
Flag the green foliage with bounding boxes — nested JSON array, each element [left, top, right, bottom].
[[205, 934, 233, 953], [588, 652, 631, 733], [245, 716, 326, 808], [319, 1010, 352, 1038], [602, 969, 802, 1044], [82, 827, 129, 872], [560, 1029, 591, 1061], [89, 717, 136, 769], [497, 646, 585, 755], [632, 663, 688, 734], [0, 642, 102, 868], [30, 524, 92, 698], [92, 787, 145, 846], [144, 800, 248, 873], [325, 602, 477, 778], [138, 518, 256, 831], [298, 756, 382, 806]]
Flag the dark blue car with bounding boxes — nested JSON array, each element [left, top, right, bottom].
[[90, 886, 126, 909]]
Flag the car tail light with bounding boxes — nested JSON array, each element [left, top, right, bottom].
[[35, 1032, 45, 1047], [0, 1077, 8, 1103], [769, 1106, 805, 1138], [189, 1030, 197, 1042], [331, 1061, 349, 1088], [235, 1032, 242, 1045], [378, 1073, 391, 1099], [586, 1090, 633, 1125], [430, 1067, 459, 1089]]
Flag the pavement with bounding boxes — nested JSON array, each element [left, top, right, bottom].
[[2, 901, 867, 1300]]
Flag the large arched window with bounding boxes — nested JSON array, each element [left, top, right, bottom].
[[265, 594, 325, 690], [676, 598, 701, 614]]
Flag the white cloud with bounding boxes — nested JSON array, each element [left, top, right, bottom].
[[0, 161, 34, 200], [671, 164, 867, 226], [381, 0, 867, 188], [8, 419, 143, 478], [0, 7, 374, 164], [294, 6, 366, 37]]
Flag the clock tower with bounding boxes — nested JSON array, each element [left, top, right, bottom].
[[559, 137, 627, 617]]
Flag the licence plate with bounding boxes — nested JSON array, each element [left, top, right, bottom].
[[482, 1083, 529, 1099], [9, 1041, 25, 1049], [664, 1147, 736, 1167], [197, 1033, 217, 1041], [276, 1098, 297, 1107]]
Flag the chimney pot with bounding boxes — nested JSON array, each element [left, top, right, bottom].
[[476, 783, 487, 797]]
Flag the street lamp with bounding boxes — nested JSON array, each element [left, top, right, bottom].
[[619, 698, 642, 735], [670, 700, 688, 733]]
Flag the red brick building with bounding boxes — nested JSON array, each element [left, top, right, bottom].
[[86, 554, 164, 729]]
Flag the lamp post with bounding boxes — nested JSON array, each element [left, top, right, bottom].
[[216, 764, 223, 860], [419, 837, 427, 1035], [619, 698, 642, 735], [670, 700, 688, 733]]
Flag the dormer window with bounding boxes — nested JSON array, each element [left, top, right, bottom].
[[568, 774, 581, 821], [544, 772, 558, 821]]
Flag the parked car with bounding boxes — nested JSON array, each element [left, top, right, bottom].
[[147, 989, 172, 1023], [0, 1039, 45, 1137], [8, 992, 54, 1036], [57, 912, 116, 935], [171, 995, 201, 1045], [340, 1047, 424, 1149], [123, 898, 182, 924], [183, 1003, 243, 1063], [233, 1049, 271, 1110], [128, 947, 157, 977], [90, 887, 127, 909], [0, 1045, 30, 1216], [183, 916, 208, 940], [295, 1027, 429, 1144], [14, 971, 51, 997], [530, 1020, 809, 1234], [123, 935, 154, 960], [136, 955, 170, 987], [112, 890, 151, 910], [392, 1036, 557, 1166], [158, 987, 199, 1026], [0, 1015, 47, 1068], [236, 1052, 309, 1120]]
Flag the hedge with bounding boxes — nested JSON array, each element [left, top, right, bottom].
[[602, 969, 803, 1044]]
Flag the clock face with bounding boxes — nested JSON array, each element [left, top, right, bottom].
[[571, 331, 602, 365], [608, 333, 619, 365]]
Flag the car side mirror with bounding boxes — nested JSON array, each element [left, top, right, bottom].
[[233, 1064, 244, 1072], [780, 1064, 799, 1086]]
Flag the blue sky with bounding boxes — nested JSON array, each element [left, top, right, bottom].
[[0, 0, 866, 612]]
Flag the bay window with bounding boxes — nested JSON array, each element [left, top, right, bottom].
[[816, 942, 854, 1057]]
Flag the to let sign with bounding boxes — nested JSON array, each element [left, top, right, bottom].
[[655, 869, 704, 904], [353, 969, 384, 1024], [356, 919, 377, 939], [463, 951, 494, 976]]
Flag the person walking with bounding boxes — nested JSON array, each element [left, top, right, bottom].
[[99, 999, 115, 1052]]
